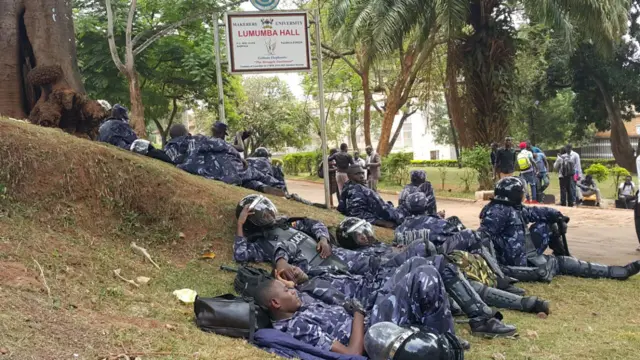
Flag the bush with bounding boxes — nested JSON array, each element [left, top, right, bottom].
[[438, 166, 449, 190], [584, 163, 609, 183], [410, 159, 459, 167], [382, 152, 413, 186], [460, 145, 493, 190], [282, 151, 322, 175], [459, 169, 475, 193]]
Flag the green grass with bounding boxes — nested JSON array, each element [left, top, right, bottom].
[[290, 167, 639, 201], [0, 118, 639, 359]]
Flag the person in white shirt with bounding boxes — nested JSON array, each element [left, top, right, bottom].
[[619, 175, 636, 209], [354, 151, 367, 179], [565, 144, 582, 204]]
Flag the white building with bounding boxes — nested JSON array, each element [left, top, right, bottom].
[[343, 107, 457, 160]]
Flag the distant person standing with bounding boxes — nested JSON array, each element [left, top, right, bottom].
[[517, 142, 538, 203], [365, 145, 382, 192], [495, 137, 516, 179], [329, 143, 354, 194], [565, 144, 582, 204], [490, 142, 499, 179], [554, 148, 575, 207], [533, 147, 549, 203], [354, 150, 367, 179]]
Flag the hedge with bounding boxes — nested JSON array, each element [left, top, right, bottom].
[[282, 151, 322, 175], [410, 160, 459, 167]]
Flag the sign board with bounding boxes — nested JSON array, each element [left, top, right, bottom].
[[250, 0, 280, 11], [225, 11, 311, 74]]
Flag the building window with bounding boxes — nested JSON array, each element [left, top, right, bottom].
[[430, 150, 439, 160], [402, 120, 412, 149]]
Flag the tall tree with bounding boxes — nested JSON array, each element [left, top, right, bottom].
[[101, 0, 242, 137], [329, 0, 445, 156], [76, 0, 241, 143], [0, 0, 84, 118], [239, 77, 311, 154]]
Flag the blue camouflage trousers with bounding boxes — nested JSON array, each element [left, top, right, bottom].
[[368, 257, 455, 335]]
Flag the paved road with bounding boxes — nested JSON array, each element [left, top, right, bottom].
[[288, 179, 640, 265]]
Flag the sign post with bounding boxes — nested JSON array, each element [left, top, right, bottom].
[[225, 11, 312, 74], [313, 10, 331, 208], [213, 14, 226, 122], [221, 9, 332, 208]]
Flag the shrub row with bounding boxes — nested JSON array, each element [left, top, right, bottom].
[[410, 159, 459, 167], [282, 151, 322, 175]]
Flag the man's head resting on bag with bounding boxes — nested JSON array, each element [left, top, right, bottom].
[[255, 279, 301, 319]]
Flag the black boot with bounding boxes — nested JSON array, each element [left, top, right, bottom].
[[443, 272, 517, 338], [470, 281, 550, 315], [557, 257, 640, 280]]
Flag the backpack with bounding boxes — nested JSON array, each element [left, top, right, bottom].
[[559, 155, 575, 177], [517, 151, 532, 171], [234, 265, 274, 300], [317, 160, 324, 178], [194, 294, 271, 342]]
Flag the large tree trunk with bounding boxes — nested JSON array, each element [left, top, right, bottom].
[[126, 69, 146, 136], [0, 0, 84, 118], [594, 77, 635, 172], [377, 96, 402, 156]]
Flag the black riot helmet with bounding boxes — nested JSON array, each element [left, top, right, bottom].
[[494, 176, 525, 205], [364, 322, 464, 360], [253, 147, 270, 159], [236, 194, 278, 227], [336, 217, 376, 249]]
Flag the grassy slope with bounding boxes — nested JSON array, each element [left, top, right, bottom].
[[0, 119, 638, 359]]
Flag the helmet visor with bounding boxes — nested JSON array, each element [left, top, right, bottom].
[[248, 195, 277, 226], [346, 219, 375, 245]]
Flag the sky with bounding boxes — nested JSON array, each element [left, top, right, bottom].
[[236, 1, 306, 99]]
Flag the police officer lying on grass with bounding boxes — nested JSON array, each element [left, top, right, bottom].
[[255, 259, 465, 357], [479, 177, 640, 282], [336, 217, 549, 317], [98, 104, 173, 164], [338, 165, 403, 228], [234, 195, 518, 338]]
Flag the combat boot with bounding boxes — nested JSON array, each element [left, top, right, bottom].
[[443, 273, 517, 338], [557, 257, 640, 280], [470, 281, 550, 315]]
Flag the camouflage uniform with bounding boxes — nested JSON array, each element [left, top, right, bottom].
[[478, 202, 561, 267], [178, 137, 244, 185], [272, 258, 454, 351], [338, 181, 403, 225], [164, 134, 207, 165], [398, 171, 437, 217], [247, 157, 287, 191], [394, 213, 482, 253], [97, 119, 138, 151]]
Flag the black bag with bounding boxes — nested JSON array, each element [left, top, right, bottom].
[[194, 294, 271, 342], [317, 161, 324, 178], [234, 265, 274, 299]]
